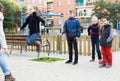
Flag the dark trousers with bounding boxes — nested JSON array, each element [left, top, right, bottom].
[[91, 38, 102, 60], [67, 37, 78, 62]]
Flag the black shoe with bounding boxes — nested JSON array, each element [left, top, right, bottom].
[[99, 64, 106, 68], [65, 60, 72, 64], [72, 62, 78, 65], [5, 73, 15, 81]]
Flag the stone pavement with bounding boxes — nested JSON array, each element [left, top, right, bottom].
[[0, 50, 120, 81]]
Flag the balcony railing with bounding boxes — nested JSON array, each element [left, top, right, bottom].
[[76, 3, 84, 6], [47, 0, 53, 3], [47, 8, 54, 12], [86, 2, 96, 6]]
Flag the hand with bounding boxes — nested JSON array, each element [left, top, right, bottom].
[[4, 48, 9, 54], [17, 28, 21, 33], [75, 37, 79, 41], [41, 26, 45, 29]]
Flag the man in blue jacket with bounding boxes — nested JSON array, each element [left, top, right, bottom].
[[62, 10, 81, 65]]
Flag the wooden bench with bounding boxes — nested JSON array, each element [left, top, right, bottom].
[[5, 34, 50, 58]]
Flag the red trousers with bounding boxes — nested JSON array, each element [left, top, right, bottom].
[[101, 46, 112, 66]]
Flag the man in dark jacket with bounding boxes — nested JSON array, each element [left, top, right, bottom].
[[99, 16, 114, 68], [20, 12, 45, 55], [62, 10, 81, 65]]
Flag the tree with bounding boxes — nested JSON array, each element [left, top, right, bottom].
[[92, 0, 120, 28], [0, 0, 21, 32]]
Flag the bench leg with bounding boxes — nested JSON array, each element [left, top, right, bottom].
[[48, 44, 50, 59], [9, 44, 14, 55], [20, 45, 23, 54], [25, 45, 27, 52]]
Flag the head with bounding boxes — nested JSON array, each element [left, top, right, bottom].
[[102, 16, 110, 25], [69, 10, 75, 17], [0, 3, 4, 12], [99, 18, 104, 27], [34, 6, 42, 13], [33, 6, 38, 12], [28, 7, 35, 14], [91, 16, 98, 25]]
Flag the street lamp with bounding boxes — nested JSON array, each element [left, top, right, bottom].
[[19, 0, 25, 34]]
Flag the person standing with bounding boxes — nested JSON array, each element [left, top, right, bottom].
[[99, 16, 114, 68], [18, 9, 45, 55], [0, 3, 15, 81], [88, 16, 102, 63], [62, 10, 81, 65]]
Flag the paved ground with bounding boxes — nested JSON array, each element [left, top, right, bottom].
[[0, 50, 120, 81]]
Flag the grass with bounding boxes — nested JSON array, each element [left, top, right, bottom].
[[31, 56, 66, 63]]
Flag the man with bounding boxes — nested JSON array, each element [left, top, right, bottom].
[[18, 9, 45, 55], [62, 10, 81, 65]]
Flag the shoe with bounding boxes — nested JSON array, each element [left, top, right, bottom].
[[99, 64, 106, 68], [106, 65, 112, 68], [5, 73, 15, 81], [65, 60, 72, 64], [72, 62, 78, 65], [89, 59, 95, 62], [99, 60, 102, 64]]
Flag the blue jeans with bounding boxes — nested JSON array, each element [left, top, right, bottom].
[[0, 51, 10, 75], [91, 38, 102, 60], [26, 33, 40, 45]]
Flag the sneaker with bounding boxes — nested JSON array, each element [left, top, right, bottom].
[[106, 65, 112, 68], [89, 59, 95, 62], [65, 60, 72, 64], [99, 60, 102, 64], [99, 64, 106, 68], [5, 73, 15, 81], [72, 62, 78, 65]]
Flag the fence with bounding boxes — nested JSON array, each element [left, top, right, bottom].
[[7, 34, 120, 56]]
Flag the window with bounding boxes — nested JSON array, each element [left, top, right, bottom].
[[57, 2, 61, 6], [58, 19, 62, 26], [27, 0, 30, 3], [67, 1, 71, 5], [38, 0, 42, 4], [32, 0, 36, 3], [51, 4, 53, 9], [77, 9, 91, 17]]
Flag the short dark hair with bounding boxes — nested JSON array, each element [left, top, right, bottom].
[[69, 10, 75, 14], [103, 16, 110, 21]]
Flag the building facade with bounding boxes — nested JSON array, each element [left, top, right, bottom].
[[13, 0, 75, 27], [76, 0, 97, 26], [14, 0, 46, 12], [13, 0, 120, 27], [50, 0, 75, 27]]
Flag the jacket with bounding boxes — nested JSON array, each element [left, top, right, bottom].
[[0, 12, 7, 49], [88, 23, 99, 38], [21, 12, 45, 35], [100, 24, 114, 48], [63, 17, 81, 38]]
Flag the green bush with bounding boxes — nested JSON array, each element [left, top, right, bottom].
[[92, 0, 120, 28], [0, 0, 21, 32]]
